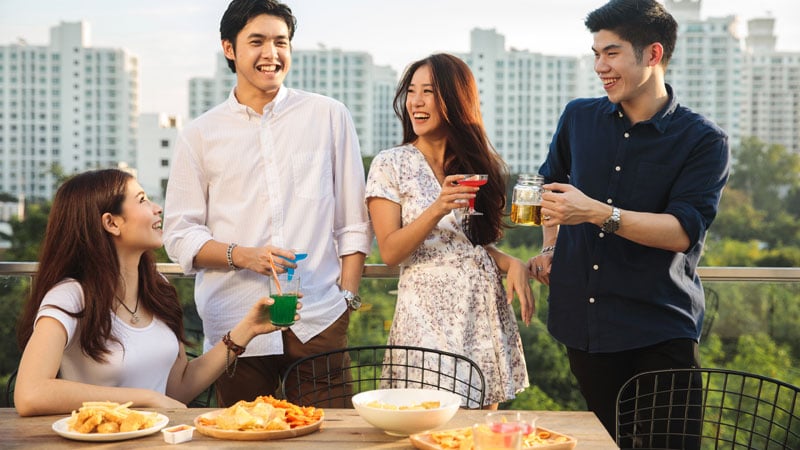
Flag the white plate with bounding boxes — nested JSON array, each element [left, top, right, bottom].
[[52, 412, 169, 442]]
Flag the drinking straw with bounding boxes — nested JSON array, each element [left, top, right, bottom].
[[267, 253, 282, 295]]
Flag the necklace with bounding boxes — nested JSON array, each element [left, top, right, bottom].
[[117, 297, 140, 324]]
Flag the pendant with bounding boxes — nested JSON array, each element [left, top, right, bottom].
[[130, 314, 140, 324]]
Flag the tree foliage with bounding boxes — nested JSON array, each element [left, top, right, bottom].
[[1, 145, 799, 411]]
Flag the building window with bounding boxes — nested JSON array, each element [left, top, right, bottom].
[[160, 139, 170, 148]]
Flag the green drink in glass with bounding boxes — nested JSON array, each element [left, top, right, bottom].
[[268, 274, 299, 326]]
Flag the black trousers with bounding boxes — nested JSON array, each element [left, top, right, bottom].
[[567, 338, 701, 447]]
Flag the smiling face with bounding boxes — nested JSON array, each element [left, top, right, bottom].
[[222, 13, 292, 111], [405, 64, 446, 140], [111, 179, 163, 253], [592, 29, 655, 106]]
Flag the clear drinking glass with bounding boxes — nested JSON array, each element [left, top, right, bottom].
[[267, 274, 300, 326], [457, 174, 489, 215], [472, 422, 522, 450]]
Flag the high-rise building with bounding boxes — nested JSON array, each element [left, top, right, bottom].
[[666, 0, 743, 148], [461, 28, 600, 174], [187, 47, 400, 156], [188, 53, 236, 120], [136, 113, 182, 204], [742, 17, 800, 154], [0, 21, 138, 200]]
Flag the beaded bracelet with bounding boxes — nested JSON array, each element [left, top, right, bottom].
[[222, 331, 246, 377], [226, 243, 239, 270]]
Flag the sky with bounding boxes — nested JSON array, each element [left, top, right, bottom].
[[1, 0, 799, 118]]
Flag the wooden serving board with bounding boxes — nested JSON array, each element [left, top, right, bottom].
[[193, 409, 323, 441], [409, 426, 577, 450]]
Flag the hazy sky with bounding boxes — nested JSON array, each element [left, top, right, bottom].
[[2, 0, 798, 118]]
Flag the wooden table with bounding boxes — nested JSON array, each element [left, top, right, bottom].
[[1, 407, 618, 449]]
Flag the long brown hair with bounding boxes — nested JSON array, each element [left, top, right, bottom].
[[16, 169, 187, 361], [394, 53, 508, 245]]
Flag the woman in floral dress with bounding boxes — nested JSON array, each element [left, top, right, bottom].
[[365, 53, 533, 409]]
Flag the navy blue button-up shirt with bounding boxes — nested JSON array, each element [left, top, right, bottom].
[[540, 84, 730, 353]]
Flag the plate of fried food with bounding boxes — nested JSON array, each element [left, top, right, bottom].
[[194, 395, 324, 441], [52, 401, 169, 442], [410, 425, 577, 450]]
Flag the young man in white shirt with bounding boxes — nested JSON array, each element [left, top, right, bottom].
[[163, 0, 371, 406]]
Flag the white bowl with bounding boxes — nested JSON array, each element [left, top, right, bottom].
[[352, 388, 461, 436]]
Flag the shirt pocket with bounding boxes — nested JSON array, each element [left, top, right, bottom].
[[290, 149, 333, 200], [628, 161, 675, 212]]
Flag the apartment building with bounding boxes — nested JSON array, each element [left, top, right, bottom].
[[187, 47, 400, 156], [742, 17, 800, 154], [0, 21, 137, 200], [136, 112, 182, 204]]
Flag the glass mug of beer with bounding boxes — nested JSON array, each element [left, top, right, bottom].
[[511, 174, 544, 226]]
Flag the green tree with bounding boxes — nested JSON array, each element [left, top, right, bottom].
[[0, 201, 50, 262], [728, 137, 800, 219]]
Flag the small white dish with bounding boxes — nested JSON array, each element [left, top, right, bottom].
[[162, 424, 195, 444]]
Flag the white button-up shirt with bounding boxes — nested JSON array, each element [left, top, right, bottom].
[[163, 86, 372, 356]]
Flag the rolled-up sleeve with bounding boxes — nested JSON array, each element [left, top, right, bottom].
[[664, 131, 730, 250], [332, 104, 372, 257], [163, 130, 214, 274]]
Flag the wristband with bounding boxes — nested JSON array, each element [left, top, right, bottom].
[[541, 245, 556, 254], [226, 243, 239, 270]]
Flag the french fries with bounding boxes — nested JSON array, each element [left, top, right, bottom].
[[429, 426, 573, 449], [196, 395, 323, 431], [66, 401, 159, 434], [430, 427, 474, 450], [364, 400, 442, 410]]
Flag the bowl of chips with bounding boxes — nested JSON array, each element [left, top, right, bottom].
[[352, 388, 460, 436]]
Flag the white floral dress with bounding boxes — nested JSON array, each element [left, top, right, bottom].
[[365, 144, 529, 406]]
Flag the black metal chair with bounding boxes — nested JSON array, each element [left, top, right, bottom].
[[3, 369, 16, 408], [280, 345, 486, 409], [185, 351, 215, 408], [616, 367, 800, 449]]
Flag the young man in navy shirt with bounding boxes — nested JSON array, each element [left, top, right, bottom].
[[528, 0, 730, 445]]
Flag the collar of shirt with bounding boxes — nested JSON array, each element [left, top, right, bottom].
[[225, 85, 289, 120], [603, 84, 679, 134]]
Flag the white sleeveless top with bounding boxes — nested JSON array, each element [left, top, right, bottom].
[[35, 279, 180, 393]]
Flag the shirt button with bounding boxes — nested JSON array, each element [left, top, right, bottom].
[[624, 132, 630, 138], [589, 298, 596, 304], [615, 166, 621, 172], [599, 232, 605, 238], [593, 265, 599, 270], [607, 198, 613, 204], [618, 111, 623, 118]]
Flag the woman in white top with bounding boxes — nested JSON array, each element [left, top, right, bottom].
[[14, 169, 297, 416]]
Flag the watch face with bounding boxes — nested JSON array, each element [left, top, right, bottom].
[[347, 295, 361, 310]]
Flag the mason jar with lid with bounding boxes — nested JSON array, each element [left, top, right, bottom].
[[511, 174, 544, 226]]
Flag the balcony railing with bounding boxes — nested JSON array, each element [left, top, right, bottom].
[[2, 262, 799, 410], [1, 262, 799, 282]]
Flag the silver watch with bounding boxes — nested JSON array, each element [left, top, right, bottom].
[[601, 207, 621, 234], [342, 289, 362, 310]]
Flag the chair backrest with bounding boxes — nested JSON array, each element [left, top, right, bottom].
[[3, 369, 16, 408], [616, 367, 800, 450], [185, 351, 215, 408], [281, 345, 486, 409]]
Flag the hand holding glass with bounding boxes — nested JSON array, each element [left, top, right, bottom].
[[267, 274, 300, 326], [457, 174, 488, 216]]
